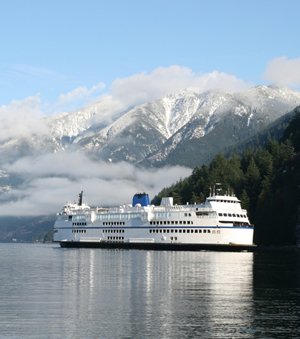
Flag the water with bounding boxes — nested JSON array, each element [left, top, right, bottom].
[[0, 244, 299, 338]]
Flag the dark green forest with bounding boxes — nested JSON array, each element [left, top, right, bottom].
[[153, 109, 300, 246]]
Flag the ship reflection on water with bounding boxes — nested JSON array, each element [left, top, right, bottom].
[[60, 249, 255, 338], [0, 244, 299, 338]]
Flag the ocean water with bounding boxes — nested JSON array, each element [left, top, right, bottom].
[[0, 243, 299, 338]]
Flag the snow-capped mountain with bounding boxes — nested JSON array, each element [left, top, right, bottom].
[[1, 85, 300, 168], [142, 85, 300, 167], [74, 85, 300, 166]]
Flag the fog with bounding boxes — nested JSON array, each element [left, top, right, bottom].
[[0, 151, 191, 216]]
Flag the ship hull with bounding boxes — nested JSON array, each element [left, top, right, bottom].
[[58, 240, 256, 252]]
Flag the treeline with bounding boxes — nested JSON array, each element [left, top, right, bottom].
[[153, 109, 300, 246]]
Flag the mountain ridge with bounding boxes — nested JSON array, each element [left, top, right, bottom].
[[1, 85, 300, 168]]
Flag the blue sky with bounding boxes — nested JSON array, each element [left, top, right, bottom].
[[1, 0, 300, 113]]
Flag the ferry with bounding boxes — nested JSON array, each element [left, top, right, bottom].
[[53, 186, 255, 251]]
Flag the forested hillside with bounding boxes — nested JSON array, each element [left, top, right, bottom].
[[153, 107, 300, 246]]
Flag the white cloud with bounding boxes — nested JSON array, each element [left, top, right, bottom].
[[0, 151, 191, 216], [264, 56, 300, 87], [110, 65, 250, 108], [58, 82, 105, 106], [0, 95, 48, 142]]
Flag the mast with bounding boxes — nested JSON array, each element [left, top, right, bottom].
[[78, 191, 83, 206]]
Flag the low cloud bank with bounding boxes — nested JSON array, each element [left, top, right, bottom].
[[0, 152, 191, 216]]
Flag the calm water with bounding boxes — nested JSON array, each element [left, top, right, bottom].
[[0, 244, 299, 338]]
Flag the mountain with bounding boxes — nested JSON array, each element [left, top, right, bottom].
[[142, 86, 300, 167], [1, 85, 300, 168], [0, 215, 55, 242], [225, 105, 300, 156]]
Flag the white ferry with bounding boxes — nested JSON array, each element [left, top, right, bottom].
[[53, 186, 255, 251]]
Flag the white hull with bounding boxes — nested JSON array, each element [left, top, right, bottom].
[[55, 225, 254, 250]]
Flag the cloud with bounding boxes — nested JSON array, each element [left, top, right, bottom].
[[264, 56, 300, 87], [0, 95, 48, 142], [57, 82, 105, 109], [0, 151, 191, 216], [110, 65, 250, 108]]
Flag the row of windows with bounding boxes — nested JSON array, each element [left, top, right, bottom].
[[72, 222, 87, 226], [149, 229, 221, 234], [150, 220, 194, 225], [103, 229, 125, 233], [170, 237, 178, 241], [154, 212, 192, 219], [72, 229, 87, 233], [96, 213, 142, 220], [218, 213, 247, 218], [103, 222, 125, 226], [107, 236, 124, 241], [72, 215, 86, 220]]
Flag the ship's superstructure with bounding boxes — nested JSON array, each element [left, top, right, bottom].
[[53, 188, 255, 251]]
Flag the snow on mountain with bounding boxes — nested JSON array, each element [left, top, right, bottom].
[[143, 85, 300, 166], [1, 85, 300, 167]]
